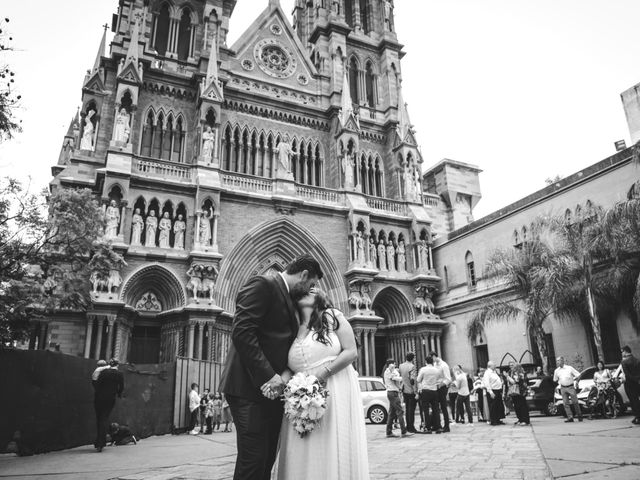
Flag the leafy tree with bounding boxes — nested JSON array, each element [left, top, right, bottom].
[[0, 18, 22, 141], [0, 179, 124, 345]]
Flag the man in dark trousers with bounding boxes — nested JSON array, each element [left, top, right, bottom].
[[94, 358, 124, 452], [219, 255, 323, 480], [399, 352, 418, 433], [620, 345, 640, 425]]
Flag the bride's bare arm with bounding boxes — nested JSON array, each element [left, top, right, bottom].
[[313, 309, 358, 383]]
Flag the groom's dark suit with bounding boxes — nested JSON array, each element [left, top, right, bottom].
[[219, 274, 298, 480]]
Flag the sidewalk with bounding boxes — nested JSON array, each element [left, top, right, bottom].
[[0, 415, 638, 479]]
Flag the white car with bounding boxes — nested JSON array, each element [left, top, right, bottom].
[[358, 376, 389, 424]]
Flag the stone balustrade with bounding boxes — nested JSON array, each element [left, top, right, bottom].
[[295, 184, 341, 204], [221, 172, 274, 194], [365, 196, 407, 215], [133, 158, 192, 182]]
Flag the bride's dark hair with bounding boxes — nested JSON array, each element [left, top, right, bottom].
[[308, 290, 340, 345]]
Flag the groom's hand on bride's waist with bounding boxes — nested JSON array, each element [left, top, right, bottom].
[[261, 373, 286, 399]]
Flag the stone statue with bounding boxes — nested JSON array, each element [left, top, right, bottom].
[[130, 208, 144, 246], [397, 240, 406, 272], [104, 200, 120, 239], [276, 136, 296, 174], [145, 210, 158, 247], [113, 108, 131, 143], [348, 282, 364, 311], [361, 283, 372, 311], [384, 0, 394, 31], [107, 269, 123, 294], [355, 232, 365, 265], [369, 237, 377, 268], [173, 214, 186, 249], [386, 240, 396, 271], [80, 110, 95, 151], [158, 212, 172, 248], [186, 264, 202, 301], [377, 240, 387, 271], [199, 209, 212, 246], [414, 285, 435, 316], [202, 125, 216, 161], [200, 265, 218, 302], [342, 153, 354, 188], [90, 271, 108, 294], [413, 168, 422, 199], [404, 168, 415, 201], [418, 239, 430, 271]]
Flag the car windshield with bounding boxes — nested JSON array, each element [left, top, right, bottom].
[[579, 367, 596, 381]]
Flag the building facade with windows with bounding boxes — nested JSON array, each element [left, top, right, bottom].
[[43, 0, 640, 375], [46, 0, 448, 375]]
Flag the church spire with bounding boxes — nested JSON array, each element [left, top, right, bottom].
[[205, 34, 219, 87], [339, 64, 354, 126], [125, 13, 141, 66], [91, 24, 108, 74], [396, 79, 413, 140]]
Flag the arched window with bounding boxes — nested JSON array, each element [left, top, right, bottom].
[[513, 230, 520, 246], [374, 157, 383, 196], [314, 144, 322, 186], [367, 155, 375, 195], [152, 113, 164, 159], [465, 251, 477, 289], [140, 110, 154, 157], [349, 57, 359, 104], [365, 61, 375, 107], [162, 115, 173, 160], [359, 0, 370, 33], [222, 125, 232, 170], [360, 154, 367, 194], [153, 3, 171, 57], [344, 0, 354, 27], [173, 117, 184, 162], [177, 8, 194, 61]]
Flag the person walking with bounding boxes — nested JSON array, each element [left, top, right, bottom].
[[619, 345, 640, 425], [188, 383, 201, 434], [453, 365, 473, 424], [399, 352, 418, 433], [383, 359, 412, 437], [430, 352, 451, 432], [417, 356, 444, 433], [506, 362, 530, 425], [553, 356, 583, 423], [93, 358, 124, 452], [483, 361, 505, 425]]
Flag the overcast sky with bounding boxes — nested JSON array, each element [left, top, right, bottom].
[[1, 1, 639, 218]]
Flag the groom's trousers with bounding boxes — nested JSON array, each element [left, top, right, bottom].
[[227, 394, 284, 480]]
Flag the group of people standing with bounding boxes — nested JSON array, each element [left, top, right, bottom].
[[383, 353, 532, 435], [188, 383, 232, 434]]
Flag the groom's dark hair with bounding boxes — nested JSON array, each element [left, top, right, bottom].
[[285, 254, 324, 280]]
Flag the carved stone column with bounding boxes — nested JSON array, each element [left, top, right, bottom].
[[212, 212, 220, 249], [84, 316, 94, 358], [196, 323, 203, 360], [187, 323, 196, 359], [436, 334, 442, 358], [105, 316, 116, 360], [94, 317, 105, 360]]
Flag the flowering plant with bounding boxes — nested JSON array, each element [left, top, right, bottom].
[[282, 372, 329, 438]]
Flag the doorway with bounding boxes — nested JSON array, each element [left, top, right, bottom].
[[375, 335, 387, 376], [474, 344, 489, 372], [130, 325, 161, 364]]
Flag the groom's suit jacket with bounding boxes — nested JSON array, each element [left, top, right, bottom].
[[219, 274, 298, 401]]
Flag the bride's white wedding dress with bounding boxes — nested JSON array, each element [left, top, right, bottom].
[[273, 313, 370, 480]]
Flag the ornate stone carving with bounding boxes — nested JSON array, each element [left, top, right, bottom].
[[355, 232, 366, 265], [199, 209, 212, 246], [397, 240, 406, 272], [130, 208, 144, 245], [135, 292, 161, 312], [158, 212, 172, 248], [275, 135, 296, 178], [417, 239, 430, 272], [377, 240, 387, 271], [348, 280, 374, 316], [145, 210, 158, 247], [414, 285, 435, 316], [368, 237, 377, 268], [342, 153, 354, 188], [186, 263, 219, 303], [104, 200, 120, 239], [80, 111, 95, 151], [113, 108, 131, 143], [173, 214, 186, 250], [386, 241, 396, 272], [201, 126, 216, 161]]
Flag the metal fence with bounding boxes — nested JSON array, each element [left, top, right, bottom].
[[173, 357, 224, 431]]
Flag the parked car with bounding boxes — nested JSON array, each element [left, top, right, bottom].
[[553, 364, 628, 416], [526, 375, 557, 416], [358, 376, 389, 424]]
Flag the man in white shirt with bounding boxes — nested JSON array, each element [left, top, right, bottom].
[[399, 352, 418, 433], [483, 361, 505, 425], [553, 356, 583, 422], [417, 356, 444, 433], [383, 359, 413, 437], [188, 382, 201, 434], [430, 352, 452, 432]]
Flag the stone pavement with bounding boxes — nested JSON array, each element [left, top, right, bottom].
[[1, 415, 638, 480]]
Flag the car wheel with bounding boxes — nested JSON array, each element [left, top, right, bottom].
[[543, 401, 558, 416], [368, 406, 387, 424], [557, 404, 566, 417]]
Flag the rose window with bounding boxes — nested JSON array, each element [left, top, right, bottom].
[[261, 46, 289, 73], [254, 39, 297, 78]]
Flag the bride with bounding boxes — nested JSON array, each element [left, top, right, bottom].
[[272, 289, 370, 480]]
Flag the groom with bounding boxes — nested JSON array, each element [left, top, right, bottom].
[[219, 254, 323, 480]]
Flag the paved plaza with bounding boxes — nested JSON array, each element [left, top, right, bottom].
[[1, 415, 639, 480]]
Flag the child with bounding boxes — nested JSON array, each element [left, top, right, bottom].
[[204, 392, 215, 434], [109, 423, 137, 445], [199, 388, 210, 433], [212, 393, 223, 431], [188, 383, 200, 434], [221, 394, 233, 433]]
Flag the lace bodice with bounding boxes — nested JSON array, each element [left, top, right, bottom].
[[288, 328, 341, 373]]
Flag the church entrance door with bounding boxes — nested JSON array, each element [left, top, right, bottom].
[[130, 324, 161, 364]]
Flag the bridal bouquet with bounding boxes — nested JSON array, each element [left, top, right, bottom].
[[282, 372, 330, 438]]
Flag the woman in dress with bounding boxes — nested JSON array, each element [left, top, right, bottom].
[[274, 290, 369, 480], [506, 363, 530, 425], [591, 360, 611, 419]]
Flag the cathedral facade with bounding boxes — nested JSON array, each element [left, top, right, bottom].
[[48, 0, 447, 375]]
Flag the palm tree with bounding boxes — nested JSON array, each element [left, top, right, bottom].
[[467, 216, 585, 373]]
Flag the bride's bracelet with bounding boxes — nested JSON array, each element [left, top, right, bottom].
[[323, 363, 333, 376]]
